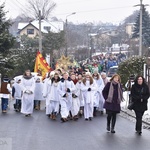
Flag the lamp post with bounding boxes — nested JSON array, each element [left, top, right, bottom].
[[139, 0, 143, 56], [134, 0, 149, 56], [65, 12, 76, 57], [39, 10, 42, 53]]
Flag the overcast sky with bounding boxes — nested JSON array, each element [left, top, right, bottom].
[[1, 0, 150, 24]]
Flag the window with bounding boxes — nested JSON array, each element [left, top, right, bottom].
[[27, 29, 34, 35], [44, 26, 51, 31]]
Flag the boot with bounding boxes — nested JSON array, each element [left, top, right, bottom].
[[111, 127, 115, 133], [111, 116, 116, 133], [107, 115, 111, 131], [52, 112, 57, 120], [50, 113, 53, 119]]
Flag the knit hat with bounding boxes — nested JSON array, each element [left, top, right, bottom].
[[85, 72, 91, 76]]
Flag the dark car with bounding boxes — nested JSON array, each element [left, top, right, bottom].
[[107, 66, 118, 77]]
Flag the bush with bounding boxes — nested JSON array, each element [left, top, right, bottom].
[[118, 56, 146, 86]]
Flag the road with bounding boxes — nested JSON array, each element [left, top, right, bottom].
[[0, 101, 150, 150]]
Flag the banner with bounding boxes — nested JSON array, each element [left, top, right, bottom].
[[34, 51, 51, 77]]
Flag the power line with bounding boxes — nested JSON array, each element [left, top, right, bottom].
[[14, 0, 31, 13], [53, 5, 133, 16], [58, 0, 92, 5]]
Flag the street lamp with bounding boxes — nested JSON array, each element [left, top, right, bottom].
[[139, 0, 143, 56], [65, 12, 76, 57], [134, 0, 149, 56]]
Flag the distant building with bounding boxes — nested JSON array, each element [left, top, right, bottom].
[[18, 20, 64, 38], [126, 23, 134, 38]]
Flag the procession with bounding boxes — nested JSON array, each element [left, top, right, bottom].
[[0, 51, 149, 137], [1, 0, 150, 149]]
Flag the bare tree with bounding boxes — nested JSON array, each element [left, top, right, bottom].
[[26, 0, 56, 20]]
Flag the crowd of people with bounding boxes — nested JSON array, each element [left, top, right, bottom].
[[79, 52, 126, 73], [0, 66, 149, 135]]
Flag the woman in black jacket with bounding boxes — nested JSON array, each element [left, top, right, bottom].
[[131, 75, 149, 135]]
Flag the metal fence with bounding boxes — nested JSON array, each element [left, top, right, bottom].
[[144, 64, 150, 89]]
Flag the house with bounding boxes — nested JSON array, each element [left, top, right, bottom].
[[126, 23, 134, 38], [18, 20, 64, 38]]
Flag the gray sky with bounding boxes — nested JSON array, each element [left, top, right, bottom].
[[1, 0, 150, 24]]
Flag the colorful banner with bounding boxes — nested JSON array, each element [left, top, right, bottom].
[[34, 51, 51, 77]]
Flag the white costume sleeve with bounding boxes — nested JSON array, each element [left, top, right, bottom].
[[80, 83, 89, 91], [90, 80, 97, 91], [43, 79, 51, 97], [69, 81, 76, 92], [7, 83, 12, 93]]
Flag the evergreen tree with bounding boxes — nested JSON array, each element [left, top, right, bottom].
[[118, 56, 146, 86], [0, 3, 15, 54], [132, 6, 150, 47]]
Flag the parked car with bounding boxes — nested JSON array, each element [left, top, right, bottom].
[[107, 66, 118, 77]]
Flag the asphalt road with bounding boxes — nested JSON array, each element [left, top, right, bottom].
[[1, 101, 150, 150]]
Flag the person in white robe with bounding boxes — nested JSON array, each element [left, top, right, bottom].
[[20, 70, 35, 117], [81, 72, 97, 121], [57, 72, 76, 122], [92, 72, 105, 116], [34, 77, 44, 110], [70, 73, 80, 121], [43, 74, 52, 116], [101, 72, 109, 86], [12, 78, 22, 112], [43, 73, 60, 120], [76, 74, 84, 117]]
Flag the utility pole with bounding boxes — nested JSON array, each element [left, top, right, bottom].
[[65, 18, 68, 57], [134, 0, 149, 56], [139, 0, 143, 56], [65, 12, 76, 57], [39, 10, 42, 53]]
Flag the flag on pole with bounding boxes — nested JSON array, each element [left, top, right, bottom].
[[34, 51, 51, 77]]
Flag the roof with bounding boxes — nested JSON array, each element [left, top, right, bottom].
[[18, 20, 64, 33]]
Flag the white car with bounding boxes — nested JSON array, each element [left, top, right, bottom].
[[107, 66, 118, 78]]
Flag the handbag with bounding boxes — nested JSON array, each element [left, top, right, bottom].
[[127, 94, 134, 110], [127, 101, 134, 110]]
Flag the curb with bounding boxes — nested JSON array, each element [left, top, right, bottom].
[[121, 109, 150, 127]]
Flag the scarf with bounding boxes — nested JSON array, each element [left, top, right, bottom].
[[23, 75, 32, 80], [72, 79, 78, 85], [106, 81, 123, 104]]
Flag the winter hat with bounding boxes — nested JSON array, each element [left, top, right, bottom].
[[3, 75, 9, 82], [50, 71, 55, 77], [85, 72, 91, 77], [101, 72, 106, 76], [35, 77, 41, 82]]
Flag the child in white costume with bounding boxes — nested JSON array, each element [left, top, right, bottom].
[[58, 72, 76, 122], [43, 72, 53, 116], [70, 73, 80, 120], [92, 72, 105, 116], [76, 74, 84, 117], [34, 78, 44, 110], [12, 78, 22, 112], [47, 73, 60, 120], [81, 72, 97, 121]]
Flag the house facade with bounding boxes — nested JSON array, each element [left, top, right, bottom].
[[126, 23, 134, 38], [18, 20, 64, 38]]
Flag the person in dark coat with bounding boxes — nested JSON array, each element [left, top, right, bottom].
[[131, 75, 149, 135], [0, 75, 11, 113], [102, 74, 123, 133]]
